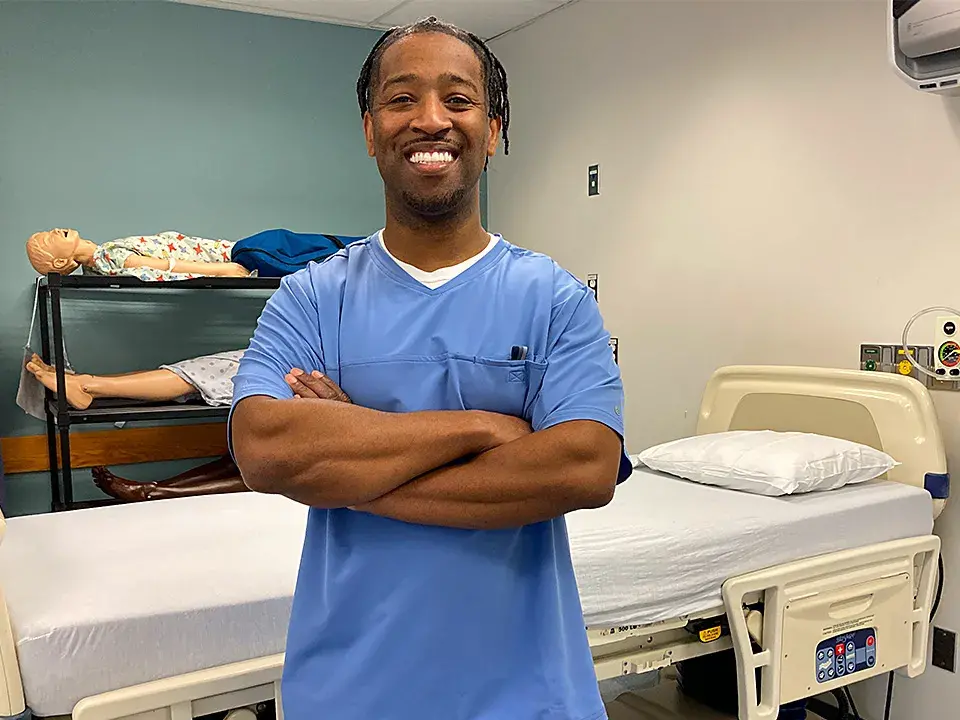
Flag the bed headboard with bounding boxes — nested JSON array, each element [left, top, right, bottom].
[[697, 365, 949, 518]]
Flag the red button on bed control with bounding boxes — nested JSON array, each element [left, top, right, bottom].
[[867, 637, 875, 646], [836, 644, 845, 655]]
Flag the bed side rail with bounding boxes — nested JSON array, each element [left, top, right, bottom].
[[71, 653, 284, 720], [722, 535, 940, 720], [589, 616, 733, 681]]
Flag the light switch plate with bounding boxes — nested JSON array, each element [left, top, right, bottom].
[[589, 165, 599, 196]]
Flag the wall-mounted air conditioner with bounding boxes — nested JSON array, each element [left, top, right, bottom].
[[889, 0, 960, 94]]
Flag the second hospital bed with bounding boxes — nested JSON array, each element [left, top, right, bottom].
[[0, 364, 946, 720]]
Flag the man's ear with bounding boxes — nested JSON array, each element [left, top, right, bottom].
[[486, 117, 502, 157], [363, 112, 376, 157]]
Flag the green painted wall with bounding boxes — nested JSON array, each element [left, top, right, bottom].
[[0, 1, 387, 514]]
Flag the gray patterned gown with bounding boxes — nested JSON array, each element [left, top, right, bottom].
[[160, 350, 245, 406]]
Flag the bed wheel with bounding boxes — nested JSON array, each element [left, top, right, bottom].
[[223, 709, 257, 720]]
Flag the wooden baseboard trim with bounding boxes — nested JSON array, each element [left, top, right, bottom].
[[0, 423, 229, 475]]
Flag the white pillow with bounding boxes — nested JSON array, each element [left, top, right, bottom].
[[635, 430, 898, 496]]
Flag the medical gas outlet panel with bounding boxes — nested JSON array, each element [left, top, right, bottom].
[[935, 316, 960, 378], [860, 343, 960, 390]]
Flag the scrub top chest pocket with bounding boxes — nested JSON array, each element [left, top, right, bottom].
[[340, 352, 549, 419]]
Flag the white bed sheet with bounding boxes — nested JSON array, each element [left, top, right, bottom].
[[0, 492, 309, 718], [0, 471, 935, 717], [569, 467, 935, 628]]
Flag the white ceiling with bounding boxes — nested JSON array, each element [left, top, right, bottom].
[[174, 0, 577, 40]]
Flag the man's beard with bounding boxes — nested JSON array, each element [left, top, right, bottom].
[[400, 184, 470, 218]]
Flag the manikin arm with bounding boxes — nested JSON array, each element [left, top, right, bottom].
[[124, 254, 250, 277]]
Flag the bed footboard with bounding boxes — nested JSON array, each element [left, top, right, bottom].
[[722, 535, 940, 720], [71, 654, 284, 720]]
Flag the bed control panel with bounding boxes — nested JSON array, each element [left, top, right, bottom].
[[815, 628, 877, 683]]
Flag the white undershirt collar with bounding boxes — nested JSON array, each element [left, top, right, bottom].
[[378, 230, 498, 290]]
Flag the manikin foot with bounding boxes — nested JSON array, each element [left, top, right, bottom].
[[25, 354, 93, 410], [91, 467, 158, 502]]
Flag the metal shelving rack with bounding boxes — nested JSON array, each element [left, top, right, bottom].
[[37, 272, 281, 511]]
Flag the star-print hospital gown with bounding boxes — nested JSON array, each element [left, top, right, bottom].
[[85, 231, 237, 282]]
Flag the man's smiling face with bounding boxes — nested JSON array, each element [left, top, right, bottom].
[[363, 31, 501, 219]]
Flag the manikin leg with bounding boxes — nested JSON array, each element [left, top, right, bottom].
[[92, 455, 248, 502], [25, 355, 246, 501], [25, 354, 195, 409]]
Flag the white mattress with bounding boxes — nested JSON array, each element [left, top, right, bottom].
[[568, 467, 935, 628], [0, 472, 934, 717], [0, 492, 309, 718]]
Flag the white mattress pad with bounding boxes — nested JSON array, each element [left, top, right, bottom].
[[0, 471, 935, 716], [568, 467, 935, 628], [0, 492, 309, 718]]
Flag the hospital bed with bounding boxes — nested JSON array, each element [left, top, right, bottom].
[[0, 365, 944, 720]]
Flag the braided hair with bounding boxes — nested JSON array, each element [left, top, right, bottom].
[[356, 16, 511, 156]]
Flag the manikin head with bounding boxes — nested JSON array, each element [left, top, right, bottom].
[[25, 228, 90, 275], [356, 16, 510, 221]]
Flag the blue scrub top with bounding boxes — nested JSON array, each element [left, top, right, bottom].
[[229, 233, 632, 720]]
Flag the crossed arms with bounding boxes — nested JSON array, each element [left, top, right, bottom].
[[230, 369, 623, 530], [228, 275, 626, 531]]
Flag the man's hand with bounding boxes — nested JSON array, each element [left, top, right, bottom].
[[480, 414, 533, 452], [284, 368, 532, 451], [285, 368, 353, 403]]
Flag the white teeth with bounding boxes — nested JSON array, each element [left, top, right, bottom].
[[410, 151, 454, 164]]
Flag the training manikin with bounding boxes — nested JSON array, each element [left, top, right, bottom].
[[24, 351, 248, 501], [25, 228, 252, 281]]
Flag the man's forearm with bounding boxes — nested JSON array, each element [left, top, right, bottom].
[[355, 493, 581, 531], [231, 395, 509, 508], [353, 420, 622, 530]]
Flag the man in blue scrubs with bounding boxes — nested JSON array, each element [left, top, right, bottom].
[[228, 16, 632, 720]]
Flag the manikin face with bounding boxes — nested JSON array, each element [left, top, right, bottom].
[[26, 228, 82, 275], [363, 32, 501, 219]]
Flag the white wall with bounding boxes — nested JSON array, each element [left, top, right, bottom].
[[489, 1, 960, 717]]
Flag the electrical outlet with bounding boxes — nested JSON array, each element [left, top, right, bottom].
[[933, 627, 956, 672], [587, 273, 598, 301], [588, 165, 600, 196], [609, 336, 619, 364]]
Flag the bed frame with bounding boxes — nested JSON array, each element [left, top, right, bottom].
[[0, 365, 946, 720], [590, 365, 945, 719]]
